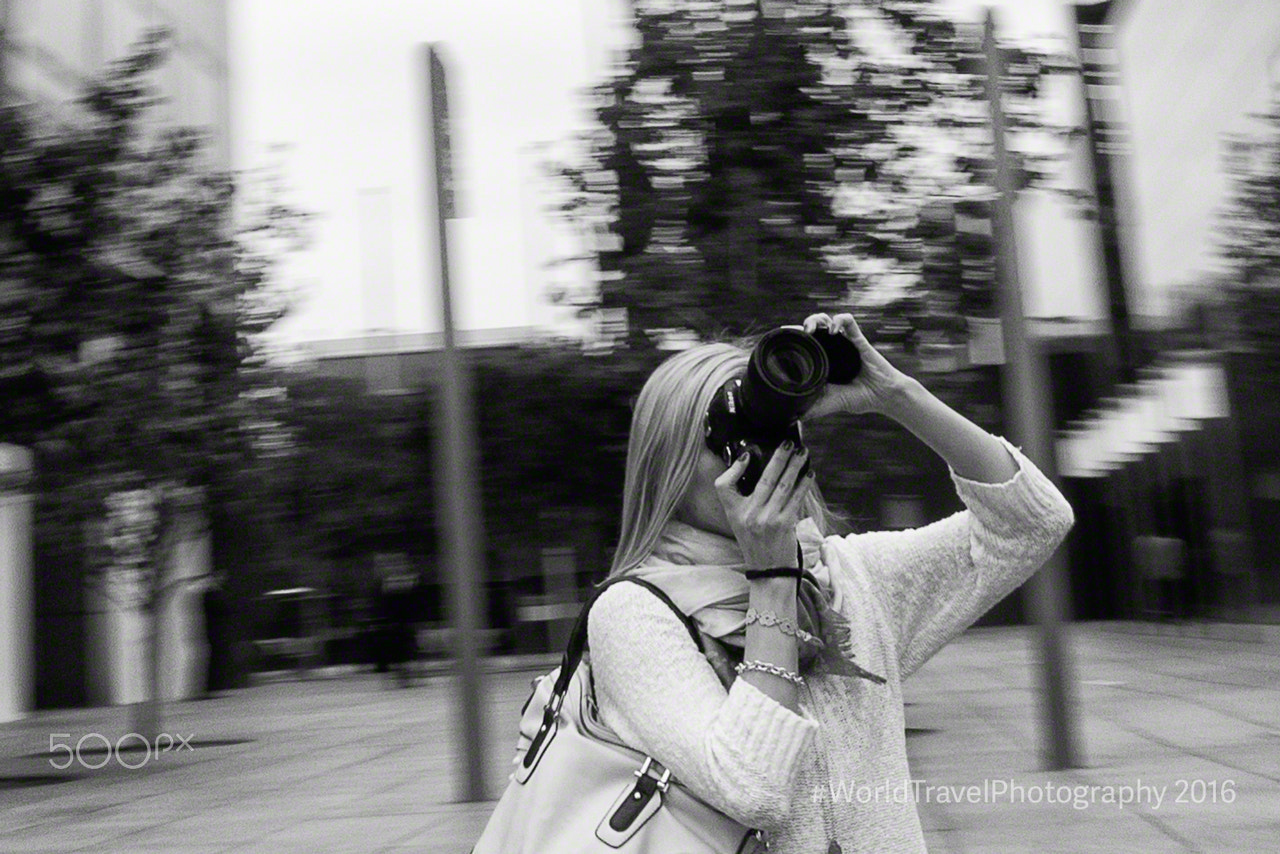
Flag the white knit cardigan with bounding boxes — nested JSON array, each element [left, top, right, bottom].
[[587, 437, 1075, 853]]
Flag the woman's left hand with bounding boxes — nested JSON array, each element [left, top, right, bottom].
[[801, 313, 913, 420]]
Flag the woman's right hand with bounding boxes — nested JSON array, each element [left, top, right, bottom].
[[714, 442, 813, 570]]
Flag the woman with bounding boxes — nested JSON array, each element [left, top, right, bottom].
[[587, 313, 1074, 853]]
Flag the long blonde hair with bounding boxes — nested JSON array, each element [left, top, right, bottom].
[[608, 342, 839, 577]]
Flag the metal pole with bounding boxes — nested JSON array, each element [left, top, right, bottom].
[[982, 9, 1081, 770], [424, 43, 488, 803], [0, 0, 10, 103]]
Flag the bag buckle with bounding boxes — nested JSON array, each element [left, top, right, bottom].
[[596, 756, 670, 845], [634, 756, 671, 793]]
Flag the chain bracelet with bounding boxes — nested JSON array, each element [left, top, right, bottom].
[[744, 607, 820, 646], [735, 659, 805, 686]]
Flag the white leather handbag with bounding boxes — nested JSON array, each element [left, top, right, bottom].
[[472, 576, 767, 853]]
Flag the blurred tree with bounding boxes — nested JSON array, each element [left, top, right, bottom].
[[0, 31, 309, 733], [555, 0, 1080, 346], [471, 344, 657, 578], [278, 373, 434, 582], [538, 1, 1081, 540], [1218, 93, 1280, 368]]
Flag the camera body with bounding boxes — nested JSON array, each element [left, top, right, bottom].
[[705, 327, 862, 495]]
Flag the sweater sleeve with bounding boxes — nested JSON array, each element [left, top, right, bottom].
[[826, 436, 1074, 678], [587, 581, 819, 831]]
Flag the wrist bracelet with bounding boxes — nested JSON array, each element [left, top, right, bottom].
[[744, 607, 821, 646], [743, 567, 802, 581], [735, 659, 805, 686], [743, 542, 806, 582]]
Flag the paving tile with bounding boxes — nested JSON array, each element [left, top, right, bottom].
[[1155, 814, 1280, 854], [954, 810, 1193, 854], [388, 806, 495, 854], [224, 815, 431, 854]]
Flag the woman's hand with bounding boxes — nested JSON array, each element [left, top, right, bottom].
[[715, 442, 812, 570], [802, 315, 1019, 483], [801, 312, 913, 420]]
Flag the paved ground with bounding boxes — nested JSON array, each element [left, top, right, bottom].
[[1, 621, 1277, 853]]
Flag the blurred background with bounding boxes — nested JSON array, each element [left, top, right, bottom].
[[1, 0, 1279, 850]]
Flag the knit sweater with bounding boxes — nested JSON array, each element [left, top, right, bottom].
[[587, 437, 1074, 853]]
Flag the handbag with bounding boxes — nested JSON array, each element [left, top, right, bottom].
[[472, 575, 767, 853]]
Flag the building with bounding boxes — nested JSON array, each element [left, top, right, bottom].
[[1, 0, 231, 168], [1, 0, 233, 708], [301, 328, 535, 392], [1059, 0, 1280, 620]]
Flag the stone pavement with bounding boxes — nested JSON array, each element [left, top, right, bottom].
[[1, 622, 1277, 853]]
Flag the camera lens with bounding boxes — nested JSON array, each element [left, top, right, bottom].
[[739, 328, 829, 434], [762, 345, 817, 387]]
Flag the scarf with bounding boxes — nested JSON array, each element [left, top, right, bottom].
[[629, 518, 886, 686]]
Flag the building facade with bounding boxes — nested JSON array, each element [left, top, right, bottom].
[[1, 0, 231, 167], [1060, 0, 1280, 620]]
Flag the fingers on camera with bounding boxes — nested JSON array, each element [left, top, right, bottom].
[[766, 444, 808, 505], [715, 452, 751, 493], [803, 313, 833, 335]]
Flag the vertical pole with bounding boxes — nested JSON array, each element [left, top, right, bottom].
[[0, 444, 35, 723], [1071, 0, 1137, 386], [424, 43, 488, 803], [982, 10, 1081, 770], [0, 0, 9, 103]]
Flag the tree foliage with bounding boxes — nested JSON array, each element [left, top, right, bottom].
[[471, 344, 659, 563], [282, 373, 433, 573], [555, 0, 1078, 347], [0, 29, 310, 596], [1218, 93, 1280, 366]]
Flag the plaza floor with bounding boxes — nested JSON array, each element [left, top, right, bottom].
[[1, 621, 1276, 853]]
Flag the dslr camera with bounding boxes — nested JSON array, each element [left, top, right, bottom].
[[705, 326, 862, 495]]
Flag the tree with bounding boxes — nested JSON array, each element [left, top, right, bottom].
[[0, 31, 309, 733], [555, 0, 1079, 347], [541, 1, 1083, 535], [280, 373, 435, 580], [1218, 93, 1280, 367], [471, 344, 657, 570]]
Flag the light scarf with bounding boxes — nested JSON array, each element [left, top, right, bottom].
[[628, 518, 885, 685]]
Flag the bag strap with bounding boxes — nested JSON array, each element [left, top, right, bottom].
[[550, 575, 704, 700]]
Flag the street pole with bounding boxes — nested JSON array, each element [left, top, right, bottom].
[[424, 43, 488, 802], [0, 0, 10, 103], [982, 9, 1081, 771]]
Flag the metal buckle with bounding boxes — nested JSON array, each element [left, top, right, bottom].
[[634, 757, 671, 792]]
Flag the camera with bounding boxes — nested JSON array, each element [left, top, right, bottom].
[[704, 326, 862, 495]]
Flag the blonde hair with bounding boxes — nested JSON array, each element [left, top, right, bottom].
[[608, 342, 840, 578]]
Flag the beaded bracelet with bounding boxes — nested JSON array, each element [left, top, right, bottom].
[[744, 607, 821, 646], [735, 659, 805, 686]]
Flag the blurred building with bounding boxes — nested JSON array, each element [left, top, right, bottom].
[[1, 0, 233, 708], [0, 0, 231, 168], [1054, 0, 1280, 622], [1107, 0, 1280, 321], [301, 328, 533, 393]]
